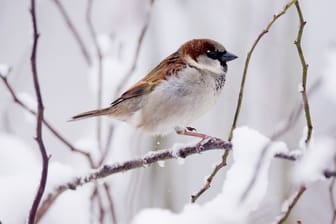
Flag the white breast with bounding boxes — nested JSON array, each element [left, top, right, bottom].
[[132, 66, 226, 135]]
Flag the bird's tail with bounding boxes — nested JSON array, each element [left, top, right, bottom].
[[71, 107, 111, 121]]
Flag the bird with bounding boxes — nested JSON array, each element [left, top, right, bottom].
[[72, 39, 237, 139]]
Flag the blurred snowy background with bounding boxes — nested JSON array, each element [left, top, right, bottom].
[[1, 0, 336, 223]]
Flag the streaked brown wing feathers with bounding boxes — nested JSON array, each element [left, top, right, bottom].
[[111, 51, 186, 106]]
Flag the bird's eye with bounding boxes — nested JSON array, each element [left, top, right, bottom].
[[206, 50, 218, 60]]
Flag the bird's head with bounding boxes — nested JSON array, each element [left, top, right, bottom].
[[179, 39, 237, 74]]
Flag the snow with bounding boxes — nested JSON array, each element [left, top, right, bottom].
[[297, 82, 304, 93], [132, 126, 289, 224], [292, 136, 335, 184], [0, 133, 39, 223], [0, 63, 10, 77], [0, 133, 92, 224], [157, 160, 165, 167]]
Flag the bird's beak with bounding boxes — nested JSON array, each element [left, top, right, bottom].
[[221, 51, 238, 62]]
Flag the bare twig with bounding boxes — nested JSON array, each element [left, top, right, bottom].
[[190, 145, 300, 203], [228, 0, 298, 141], [37, 137, 232, 219], [240, 79, 320, 203], [27, 0, 50, 223], [271, 3, 312, 223], [191, 160, 221, 202], [98, 125, 115, 167], [103, 183, 117, 224], [274, 186, 306, 224], [274, 152, 300, 161], [51, 0, 92, 66], [115, 0, 155, 94], [191, 0, 298, 203], [294, 1, 313, 144], [325, 170, 336, 178], [86, 0, 103, 153], [90, 187, 105, 224], [96, 189, 106, 224], [240, 101, 303, 202], [0, 75, 95, 166], [329, 178, 336, 224]]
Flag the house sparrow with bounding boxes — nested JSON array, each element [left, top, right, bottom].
[[72, 39, 237, 138]]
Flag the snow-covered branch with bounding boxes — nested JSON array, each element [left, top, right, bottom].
[[36, 137, 232, 221]]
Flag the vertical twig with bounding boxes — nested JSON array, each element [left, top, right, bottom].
[[103, 183, 117, 224], [328, 155, 336, 224], [27, 0, 50, 223], [90, 188, 106, 224], [329, 178, 336, 224], [294, 1, 313, 144], [191, 0, 298, 203], [276, 186, 306, 224], [51, 0, 92, 66], [115, 0, 155, 94], [227, 0, 298, 141], [86, 0, 104, 153], [98, 125, 115, 167], [274, 3, 310, 222]]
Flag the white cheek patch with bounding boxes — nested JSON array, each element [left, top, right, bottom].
[[186, 55, 223, 75]]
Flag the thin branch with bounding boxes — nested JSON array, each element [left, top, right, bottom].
[[90, 187, 105, 224], [98, 125, 115, 167], [294, 1, 313, 144], [228, 0, 298, 141], [103, 183, 117, 224], [0, 75, 95, 167], [191, 0, 298, 203], [274, 152, 300, 161], [191, 157, 227, 203], [86, 0, 103, 153], [37, 137, 232, 219], [329, 178, 336, 224], [325, 170, 336, 178], [27, 0, 50, 223], [96, 189, 106, 224], [190, 148, 300, 203], [51, 0, 92, 66], [240, 79, 321, 203], [115, 0, 155, 94], [274, 186, 306, 224], [268, 4, 312, 223]]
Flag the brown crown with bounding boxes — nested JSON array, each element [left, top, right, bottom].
[[178, 39, 225, 61]]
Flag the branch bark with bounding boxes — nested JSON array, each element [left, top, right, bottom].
[[0, 75, 95, 166], [275, 186, 306, 224], [36, 137, 232, 221], [115, 0, 155, 94], [27, 1, 50, 223], [191, 0, 299, 203], [294, 1, 313, 144], [51, 0, 92, 66], [86, 0, 104, 153]]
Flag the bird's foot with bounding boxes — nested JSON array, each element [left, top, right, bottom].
[[175, 127, 210, 152]]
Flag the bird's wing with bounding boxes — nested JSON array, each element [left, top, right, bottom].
[[111, 52, 186, 106]]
